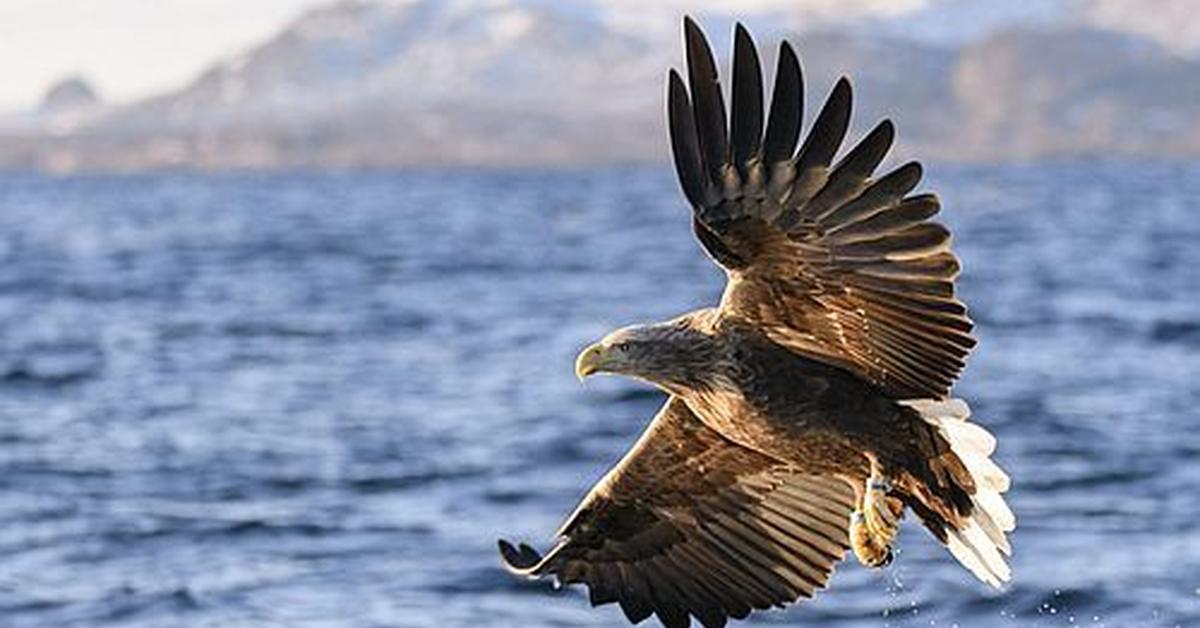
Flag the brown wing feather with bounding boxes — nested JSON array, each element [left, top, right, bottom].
[[669, 21, 974, 399], [499, 398, 855, 628]]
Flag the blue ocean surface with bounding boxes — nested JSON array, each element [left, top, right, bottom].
[[0, 163, 1197, 627]]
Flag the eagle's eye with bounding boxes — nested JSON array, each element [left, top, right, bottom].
[[614, 341, 633, 353]]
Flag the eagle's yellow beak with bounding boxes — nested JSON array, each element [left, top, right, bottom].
[[575, 343, 607, 380]]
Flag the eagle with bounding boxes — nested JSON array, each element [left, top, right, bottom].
[[498, 18, 1013, 628]]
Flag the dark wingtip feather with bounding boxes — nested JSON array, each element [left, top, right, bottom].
[[683, 15, 707, 57], [683, 17, 729, 178], [833, 118, 895, 179], [870, 160, 924, 201], [518, 543, 541, 562], [857, 119, 895, 162], [796, 75, 853, 171], [826, 76, 854, 124], [497, 539, 524, 569], [877, 119, 896, 146], [731, 22, 764, 170], [780, 40, 799, 67], [733, 22, 755, 63], [498, 538, 545, 575], [668, 69, 708, 208], [902, 160, 923, 185], [762, 40, 803, 164]]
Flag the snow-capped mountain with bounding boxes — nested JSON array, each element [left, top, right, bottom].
[[4, 0, 1200, 171]]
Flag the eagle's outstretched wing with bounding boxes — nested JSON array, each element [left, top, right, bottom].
[[499, 397, 856, 628], [669, 19, 974, 399]]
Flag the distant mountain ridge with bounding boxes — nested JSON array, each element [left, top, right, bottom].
[[4, 0, 1200, 171]]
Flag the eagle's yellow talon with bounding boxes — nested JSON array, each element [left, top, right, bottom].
[[851, 511, 893, 568], [853, 476, 903, 568]]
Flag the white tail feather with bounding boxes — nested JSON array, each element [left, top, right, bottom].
[[970, 495, 1012, 555], [940, 420, 997, 456], [901, 398, 1016, 588], [975, 488, 1016, 531], [946, 529, 994, 586], [958, 449, 1011, 492]]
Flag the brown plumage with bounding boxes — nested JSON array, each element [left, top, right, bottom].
[[499, 18, 1014, 628]]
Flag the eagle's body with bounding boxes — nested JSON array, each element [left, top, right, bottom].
[[500, 18, 1014, 628], [642, 311, 899, 477]]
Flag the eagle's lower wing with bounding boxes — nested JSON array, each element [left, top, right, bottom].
[[669, 19, 974, 399], [498, 397, 855, 628]]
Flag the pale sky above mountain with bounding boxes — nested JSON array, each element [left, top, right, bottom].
[[0, 0, 328, 111], [1084, 0, 1200, 54]]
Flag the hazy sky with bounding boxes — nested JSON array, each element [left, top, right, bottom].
[[0, 0, 328, 111]]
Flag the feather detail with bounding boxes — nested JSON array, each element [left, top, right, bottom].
[[903, 398, 1015, 588]]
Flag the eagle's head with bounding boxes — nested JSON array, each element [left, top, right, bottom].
[[575, 320, 722, 393]]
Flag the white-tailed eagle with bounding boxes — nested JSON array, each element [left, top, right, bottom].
[[499, 18, 1013, 628]]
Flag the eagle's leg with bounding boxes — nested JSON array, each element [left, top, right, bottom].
[[850, 469, 905, 568]]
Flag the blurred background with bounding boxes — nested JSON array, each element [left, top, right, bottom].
[[0, 1, 1198, 626]]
